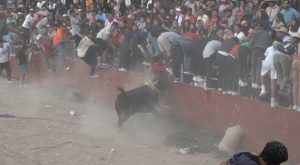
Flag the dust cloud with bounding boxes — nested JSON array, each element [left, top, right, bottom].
[[0, 77, 222, 165]]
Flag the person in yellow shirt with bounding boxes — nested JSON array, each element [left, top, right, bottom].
[[86, 0, 94, 9]]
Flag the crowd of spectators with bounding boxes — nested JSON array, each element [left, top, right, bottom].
[[1, 0, 300, 110]]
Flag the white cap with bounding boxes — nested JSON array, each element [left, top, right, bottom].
[[62, 14, 68, 17], [176, 8, 181, 12], [37, 35, 42, 40]]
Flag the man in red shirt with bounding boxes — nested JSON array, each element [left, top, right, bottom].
[[179, 24, 201, 74], [151, 55, 169, 82], [149, 55, 170, 95], [183, 8, 197, 25]]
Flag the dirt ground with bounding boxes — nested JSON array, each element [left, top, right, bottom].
[[0, 77, 224, 165]]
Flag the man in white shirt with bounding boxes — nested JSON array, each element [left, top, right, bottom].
[[175, 8, 183, 27], [203, 40, 222, 88], [157, 32, 181, 57], [96, 22, 118, 48], [69, 9, 83, 47], [36, 0, 46, 9], [197, 7, 209, 25], [96, 22, 119, 62], [233, 24, 246, 41], [104, 14, 118, 27], [21, 8, 37, 45], [260, 43, 277, 96], [0, 40, 12, 82], [265, 0, 280, 23]]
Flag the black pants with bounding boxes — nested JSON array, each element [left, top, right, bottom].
[[22, 27, 30, 45], [119, 40, 131, 69], [191, 40, 206, 76], [0, 61, 11, 81], [204, 53, 216, 88], [72, 34, 82, 48], [82, 46, 98, 75], [227, 56, 239, 91], [216, 53, 229, 90], [130, 42, 144, 71], [251, 48, 265, 85], [170, 42, 183, 79], [238, 46, 251, 82]]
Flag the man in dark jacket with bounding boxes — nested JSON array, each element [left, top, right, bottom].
[[251, 20, 272, 89], [221, 141, 288, 165]]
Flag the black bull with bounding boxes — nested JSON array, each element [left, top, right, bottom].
[[114, 80, 169, 130]]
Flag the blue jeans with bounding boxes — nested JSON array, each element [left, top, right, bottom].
[[148, 33, 160, 56], [180, 39, 194, 72]]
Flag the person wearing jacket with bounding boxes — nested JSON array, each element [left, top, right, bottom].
[[220, 141, 288, 165]]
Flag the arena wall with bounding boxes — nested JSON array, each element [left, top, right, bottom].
[[10, 55, 300, 164]]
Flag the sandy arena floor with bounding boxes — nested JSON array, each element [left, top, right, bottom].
[[0, 78, 223, 165]]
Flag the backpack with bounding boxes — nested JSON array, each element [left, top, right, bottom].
[[276, 41, 296, 56]]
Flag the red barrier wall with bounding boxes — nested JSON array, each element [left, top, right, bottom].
[[10, 55, 300, 164]]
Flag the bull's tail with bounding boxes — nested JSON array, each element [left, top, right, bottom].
[[117, 87, 126, 95]]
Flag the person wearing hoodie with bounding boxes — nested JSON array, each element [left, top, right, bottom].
[[216, 30, 238, 94], [220, 141, 288, 165]]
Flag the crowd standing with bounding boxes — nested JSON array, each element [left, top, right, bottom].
[[1, 0, 300, 109]]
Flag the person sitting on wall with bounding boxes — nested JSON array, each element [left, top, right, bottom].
[[77, 30, 100, 79], [151, 55, 170, 83], [220, 141, 288, 165], [149, 55, 171, 102]]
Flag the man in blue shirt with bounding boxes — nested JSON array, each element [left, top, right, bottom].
[[280, 0, 300, 26]]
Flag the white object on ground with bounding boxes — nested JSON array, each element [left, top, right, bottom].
[[179, 148, 190, 155], [45, 105, 53, 108], [109, 148, 115, 155], [69, 111, 76, 116], [218, 125, 244, 155]]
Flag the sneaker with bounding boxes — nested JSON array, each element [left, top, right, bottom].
[[101, 63, 111, 67], [174, 78, 180, 83], [6, 80, 13, 84], [193, 75, 204, 82], [229, 91, 238, 96], [255, 84, 261, 89], [239, 80, 248, 87], [270, 98, 279, 108], [292, 105, 297, 110], [204, 85, 214, 91], [118, 68, 128, 72], [218, 88, 223, 91], [142, 62, 151, 66], [297, 107, 300, 112], [183, 71, 193, 75], [90, 74, 100, 79], [193, 82, 201, 87], [252, 83, 261, 89], [64, 66, 71, 71], [259, 90, 266, 97]]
